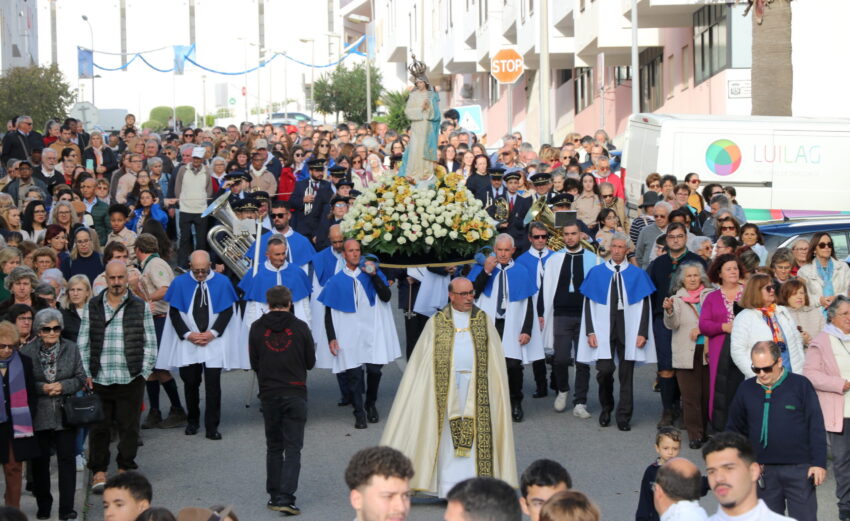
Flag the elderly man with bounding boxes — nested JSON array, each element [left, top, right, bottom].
[[652, 458, 708, 520], [727, 341, 826, 521], [469, 234, 541, 423], [3, 160, 47, 210], [34, 148, 64, 193], [1, 116, 42, 164], [143, 139, 174, 175], [159, 250, 241, 440], [381, 278, 517, 497], [77, 261, 157, 493], [578, 232, 656, 431], [636, 201, 673, 269], [174, 147, 213, 268]]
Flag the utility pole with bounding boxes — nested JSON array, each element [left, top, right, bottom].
[[631, 0, 639, 115], [120, 0, 127, 71], [49, 0, 57, 65], [539, 0, 551, 145]]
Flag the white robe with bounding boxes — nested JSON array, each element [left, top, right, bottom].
[[576, 262, 657, 365], [240, 261, 311, 347], [326, 269, 401, 373], [312, 253, 345, 371], [475, 267, 544, 364], [157, 283, 246, 370], [540, 249, 600, 349], [409, 267, 450, 317]]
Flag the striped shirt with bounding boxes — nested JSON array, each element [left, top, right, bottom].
[[77, 291, 158, 385]]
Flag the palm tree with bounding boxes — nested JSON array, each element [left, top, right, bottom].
[[747, 0, 793, 116]]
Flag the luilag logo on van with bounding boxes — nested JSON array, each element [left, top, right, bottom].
[[705, 139, 742, 176]]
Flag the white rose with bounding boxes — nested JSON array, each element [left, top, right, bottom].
[[425, 236, 434, 246], [398, 237, 407, 244], [383, 233, 393, 241], [363, 223, 373, 232], [363, 236, 373, 245], [449, 231, 459, 239]]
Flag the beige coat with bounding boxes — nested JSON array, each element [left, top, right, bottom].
[[663, 287, 714, 369], [573, 192, 602, 226], [788, 305, 825, 346]]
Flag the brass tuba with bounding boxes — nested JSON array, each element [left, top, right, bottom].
[[203, 192, 256, 278], [526, 197, 597, 253], [493, 196, 509, 223]]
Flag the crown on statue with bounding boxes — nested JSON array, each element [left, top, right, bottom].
[[408, 54, 427, 78]]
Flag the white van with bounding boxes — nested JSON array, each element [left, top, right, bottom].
[[621, 114, 850, 219]]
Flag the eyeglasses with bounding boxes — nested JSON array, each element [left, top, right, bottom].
[[294, 153, 304, 157], [602, 194, 614, 199], [751, 362, 777, 374], [721, 226, 736, 231], [334, 203, 348, 208], [818, 242, 834, 249], [271, 213, 288, 219], [762, 286, 776, 293], [40, 326, 61, 334], [184, 133, 194, 138], [0, 344, 14, 350], [451, 290, 475, 297], [689, 179, 701, 184], [531, 234, 549, 239], [318, 144, 329, 148], [649, 183, 660, 189], [191, 268, 211, 275]]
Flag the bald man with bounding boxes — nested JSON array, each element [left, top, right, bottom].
[[158, 250, 242, 440], [653, 458, 707, 520]]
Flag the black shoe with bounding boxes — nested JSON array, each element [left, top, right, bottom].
[[366, 404, 379, 423], [337, 398, 351, 407], [511, 403, 524, 423], [354, 415, 368, 429], [279, 503, 300, 516], [36, 509, 50, 520], [617, 421, 631, 432], [532, 388, 548, 399], [599, 410, 611, 427], [59, 512, 77, 520], [689, 439, 703, 450], [185, 424, 199, 435], [205, 431, 222, 440], [268, 499, 301, 516], [657, 409, 674, 429]]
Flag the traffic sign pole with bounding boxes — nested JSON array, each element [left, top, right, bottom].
[[491, 48, 524, 137]]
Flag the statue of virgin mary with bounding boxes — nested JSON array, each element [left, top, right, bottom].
[[398, 54, 441, 187]]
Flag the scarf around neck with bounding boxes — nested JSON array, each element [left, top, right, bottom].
[[0, 351, 33, 439], [825, 323, 850, 342], [681, 285, 705, 304], [816, 258, 835, 297], [759, 367, 788, 448]]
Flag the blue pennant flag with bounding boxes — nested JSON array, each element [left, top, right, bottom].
[[78, 47, 93, 79], [173, 44, 195, 75]]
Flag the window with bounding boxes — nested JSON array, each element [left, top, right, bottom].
[[693, 4, 729, 84], [614, 66, 631, 86], [557, 69, 572, 87], [489, 76, 501, 105], [639, 48, 663, 112], [574, 67, 593, 113], [681, 44, 690, 90]]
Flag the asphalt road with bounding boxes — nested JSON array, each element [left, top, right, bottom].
[[16, 299, 840, 521]]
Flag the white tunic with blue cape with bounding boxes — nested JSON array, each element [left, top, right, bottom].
[[157, 271, 246, 369], [540, 248, 600, 349], [468, 261, 543, 364], [317, 267, 401, 373], [239, 260, 312, 347], [577, 261, 657, 365], [310, 246, 345, 370]]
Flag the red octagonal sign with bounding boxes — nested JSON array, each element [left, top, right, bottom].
[[491, 48, 524, 84]]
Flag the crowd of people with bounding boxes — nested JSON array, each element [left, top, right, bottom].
[[0, 109, 844, 521]]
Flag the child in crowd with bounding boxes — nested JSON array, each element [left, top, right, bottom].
[[635, 427, 681, 521], [102, 472, 153, 521]]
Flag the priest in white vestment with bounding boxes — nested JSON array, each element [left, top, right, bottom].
[[381, 277, 517, 498]]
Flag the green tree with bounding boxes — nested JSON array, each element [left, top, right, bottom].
[[149, 106, 171, 128], [382, 90, 411, 132], [176, 106, 195, 126], [313, 63, 382, 124], [0, 65, 74, 130]]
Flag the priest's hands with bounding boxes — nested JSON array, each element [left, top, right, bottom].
[[636, 335, 647, 348], [518, 333, 530, 346], [329, 340, 340, 356], [587, 333, 597, 348]]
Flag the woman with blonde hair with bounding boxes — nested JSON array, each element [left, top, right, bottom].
[[48, 202, 77, 236], [0, 248, 21, 302], [59, 228, 103, 285], [59, 274, 91, 344]]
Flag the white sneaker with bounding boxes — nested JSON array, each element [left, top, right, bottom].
[[554, 392, 569, 412], [573, 404, 591, 419], [76, 454, 86, 472]]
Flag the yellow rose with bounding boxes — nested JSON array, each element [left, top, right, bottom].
[[356, 231, 365, 240]]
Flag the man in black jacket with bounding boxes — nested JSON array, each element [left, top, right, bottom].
[[1, 116, 42, 164], [249, 285, 315, 517], [289, 159, 333, 240]]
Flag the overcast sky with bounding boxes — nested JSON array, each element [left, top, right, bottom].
[[37, 0, 348, 125]]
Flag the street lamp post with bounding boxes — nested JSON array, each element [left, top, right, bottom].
[[300, 38, 315, 121], [348, 14, 372, 124], [81, 15, 95, 106]]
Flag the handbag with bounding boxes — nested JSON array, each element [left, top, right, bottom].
[[62, 389, 104, 427]]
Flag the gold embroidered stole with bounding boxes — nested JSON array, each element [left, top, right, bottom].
[[433, 306, 493, 477]]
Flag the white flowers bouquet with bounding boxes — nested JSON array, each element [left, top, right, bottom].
[[341, 167, 495, 261]]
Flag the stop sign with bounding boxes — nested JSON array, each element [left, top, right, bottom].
[[491, 48, 524, 84]]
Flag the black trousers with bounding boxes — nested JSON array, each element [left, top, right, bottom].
[[179, 364, 222, 432], [261, 395, 307, 503], [404, 312, 429, 360], [32, 428, 76, 516], [177, 212, 208, 267], [595, 339, 635, 424], [759, 463, 818, 521], [89, 376, 146, 473], [552, 315, 581, 393], [495, 319, 524, 403], [345, 364, 383, 416], [830, 419, 850, 517]]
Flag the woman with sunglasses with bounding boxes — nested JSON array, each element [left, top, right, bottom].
[[349, 154, 374, 193], [0, 319, 38, 510], [798, 231, 850, 310], [21, 308, 86, 521], [300, 140, 334, 180], [728, 273, 805, 393]]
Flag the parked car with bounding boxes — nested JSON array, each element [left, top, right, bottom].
[[267, 112, 320, 126], [759, 215, 850, 259]]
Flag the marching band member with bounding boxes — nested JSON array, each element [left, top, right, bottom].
[[290, 159, 333, 241]]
